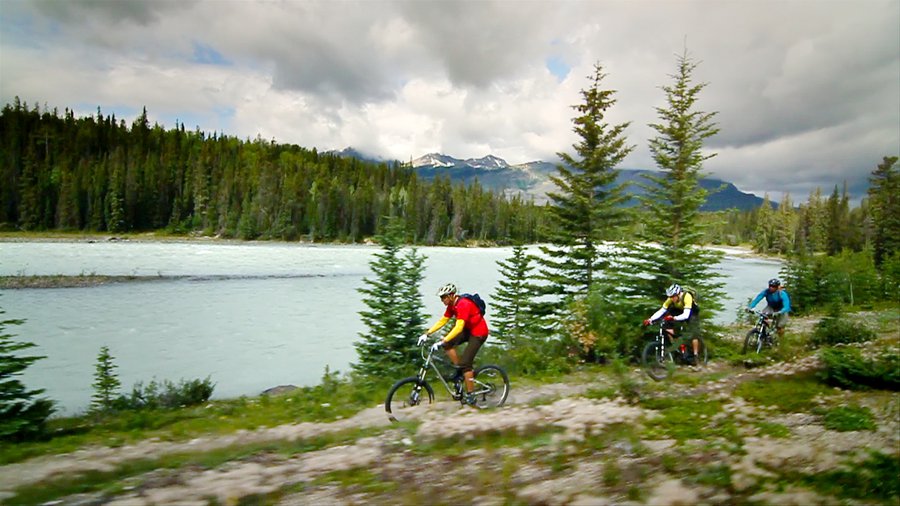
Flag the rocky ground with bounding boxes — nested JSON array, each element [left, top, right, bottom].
[[1, 325, 897, 505]]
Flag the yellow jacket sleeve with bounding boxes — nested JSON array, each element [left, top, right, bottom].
[[442, 319, 466, 343], [426, 316, 450, 336]]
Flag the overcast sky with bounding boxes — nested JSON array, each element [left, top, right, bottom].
[[1, 0, 898, 201]]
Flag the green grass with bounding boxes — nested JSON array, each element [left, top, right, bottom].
[[755, 421, 791, 438], [312, 468, 398, 495], [413, 425, 565, 457], [692, 464, 733, 489], [639, 396, 739, 444], [1, 376, 393, 465], [670, 369, 730, 387], [819, 405, 876, 432], [733, 374, 835, 413], [793, 451, 899, 504]]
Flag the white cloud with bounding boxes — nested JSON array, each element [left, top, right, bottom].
[[1, 0, 897, 200]]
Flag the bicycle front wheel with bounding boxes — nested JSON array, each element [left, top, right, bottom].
[[743, 330, 762, 354], [385, 377, 434, 423], [472, 365, 510, 408], [642, 341, 673, 381]]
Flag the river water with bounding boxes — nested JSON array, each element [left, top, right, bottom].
[[0, 240, 781, 415]]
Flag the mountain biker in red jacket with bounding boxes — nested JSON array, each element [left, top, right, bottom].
[[417, 283, 489, 406]]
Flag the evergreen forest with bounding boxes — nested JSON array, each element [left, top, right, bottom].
[[0, 99, 546, 244]]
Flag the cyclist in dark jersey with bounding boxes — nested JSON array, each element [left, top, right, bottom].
[[417, 283, 489, 406], [748, 278, 791, 338], [643, 283, 701, 365]]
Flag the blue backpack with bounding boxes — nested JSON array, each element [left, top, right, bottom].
[[460, 293, 487, 316]]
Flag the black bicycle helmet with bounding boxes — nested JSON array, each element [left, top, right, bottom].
[[768, 278, 781, 287]]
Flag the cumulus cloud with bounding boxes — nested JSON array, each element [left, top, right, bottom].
[[1, 0, 897, 201]]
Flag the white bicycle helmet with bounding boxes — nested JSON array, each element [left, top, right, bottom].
[[436, 283, 458, 297], [665, 283, 683, 297]]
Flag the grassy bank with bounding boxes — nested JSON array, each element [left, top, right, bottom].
[[1, 307, 897, 505]]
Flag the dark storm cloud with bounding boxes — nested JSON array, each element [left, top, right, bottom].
[[33, 0, 195, 25]]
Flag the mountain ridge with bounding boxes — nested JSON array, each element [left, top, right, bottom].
[[328, 148, 767, 211]]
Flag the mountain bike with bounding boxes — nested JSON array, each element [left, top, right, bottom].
[[385, 343, 510, 422], [743, 309, 778, 354], [641, 320, 708, 381]]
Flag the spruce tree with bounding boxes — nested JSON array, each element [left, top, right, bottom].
[[91, 345, 121, 413], [868, 156, 899, 267], [353, 219, 427, 377], [0, 304, 54, 440], [538, 63, 633, 319], [490, 245, 540, 348], [754, 194, 775, 253], [616, 50, 725, 329]]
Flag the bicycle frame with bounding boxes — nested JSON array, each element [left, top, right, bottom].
[[416, 345, 462, 400], [654, 321, 686, 355], [415, 345, 501, 402], [751, 311, 772, 340]]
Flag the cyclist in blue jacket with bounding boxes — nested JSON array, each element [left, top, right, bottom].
[[748, 278, 791, 338]]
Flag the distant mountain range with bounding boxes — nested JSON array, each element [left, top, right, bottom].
[[327, 148, 767, 211]]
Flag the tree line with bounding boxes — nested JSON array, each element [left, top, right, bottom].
[[701, 158, 898, 264], [0, 98, 546, 244]]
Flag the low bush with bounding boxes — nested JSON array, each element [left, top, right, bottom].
[[481, 338, 574, 377], [116, 377, 215, 410], [810, 306, 876, 346], [818, 347, 900, 391]]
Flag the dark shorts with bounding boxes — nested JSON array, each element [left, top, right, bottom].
[[445, 329, 487, 372], [666, 310, 701, 339]]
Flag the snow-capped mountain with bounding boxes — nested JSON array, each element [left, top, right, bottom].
[[464, 154, 509, 170], [331, 148, 766, 210], [410, 153, 510, 170], [410, 153, 460, 168]]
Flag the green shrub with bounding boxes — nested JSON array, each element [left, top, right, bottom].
[[811, 306, 876, 346], [821, 405, 876, 432], [0, 307, 55, 440], [802, 451, 899, 503], [818, 347, 900, 390], [117, 377, 215, 410], [90, 346, 121, 414], [481, 337, 573, 377], [783, 249, 885, 313]]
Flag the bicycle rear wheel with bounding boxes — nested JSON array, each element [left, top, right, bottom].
[[385, 377, 434, 423], [694, 336, 708, 365], [472, 365, 509, 408], [743, 330, 762, 354], [642, 341, 674, 381]]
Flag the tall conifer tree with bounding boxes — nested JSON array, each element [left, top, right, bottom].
[[616, 50, 725, 322], [0, 304, 54, 440], [868, 156, 900, 267], [353, 220, 426, 377], [490, 245, 540, 347], [538, 63, 633, 320]]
